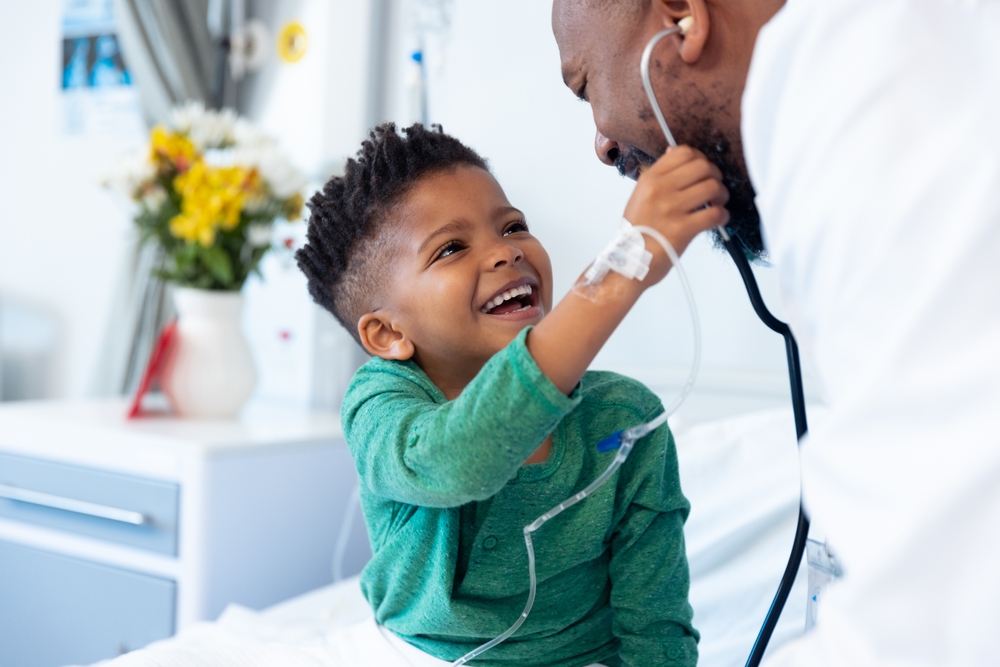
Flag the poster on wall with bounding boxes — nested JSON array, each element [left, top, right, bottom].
[[61, 0, 144, 139]]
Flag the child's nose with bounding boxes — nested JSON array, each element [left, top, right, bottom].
[[492, 241, 524, 268]]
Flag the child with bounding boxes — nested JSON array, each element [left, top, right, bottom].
[[297, 123, 729, 667]]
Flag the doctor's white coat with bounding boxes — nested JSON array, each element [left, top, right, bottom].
[[742, 0, 1000, 664]]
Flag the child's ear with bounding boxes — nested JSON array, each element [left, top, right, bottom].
[[358, 312, 415, 361]]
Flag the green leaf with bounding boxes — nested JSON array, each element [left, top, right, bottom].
[[200, 245, 234, 287]]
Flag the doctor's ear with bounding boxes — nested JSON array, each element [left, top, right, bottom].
[[357, 312, 415, 361], [657, 0, 710, 64]]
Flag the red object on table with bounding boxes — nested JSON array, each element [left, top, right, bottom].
[[126, 319, 178, 419]]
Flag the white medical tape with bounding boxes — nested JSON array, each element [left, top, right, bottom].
[[583, 219, 654, 283]]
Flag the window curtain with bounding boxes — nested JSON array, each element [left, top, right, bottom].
[[94, 0, 231, 396], [113, 0, 224, 122]]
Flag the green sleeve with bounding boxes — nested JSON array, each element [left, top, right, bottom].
[[341, 328, 581, 508], [609, 424, 699, 667]]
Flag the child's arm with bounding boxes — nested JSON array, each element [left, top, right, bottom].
[[343, 329, 580, 508], [609, 421, 699, 667], [528, 146, 728, 394]]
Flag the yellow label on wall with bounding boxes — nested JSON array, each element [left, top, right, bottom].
[[277, 21, 308, 63]]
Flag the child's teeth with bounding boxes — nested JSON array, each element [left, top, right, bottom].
[[481, 284, 535, 313]]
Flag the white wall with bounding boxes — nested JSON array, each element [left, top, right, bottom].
[[0, 0, 141, 399], [379, 0, 819, 420]]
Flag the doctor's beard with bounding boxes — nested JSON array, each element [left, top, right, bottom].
[[616, 135, 764, 258]]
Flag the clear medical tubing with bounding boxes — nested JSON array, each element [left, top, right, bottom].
[[451, 231, 702, 667], [333, 484, 362, 582], [640, 25, 811, 667], [622, 226, 700, 439]]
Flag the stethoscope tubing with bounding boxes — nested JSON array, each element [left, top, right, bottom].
[[723, 236, 809, 667], [640, 25, 811, 667]]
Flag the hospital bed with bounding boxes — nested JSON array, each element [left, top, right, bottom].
[[107, 406, 812, 667]]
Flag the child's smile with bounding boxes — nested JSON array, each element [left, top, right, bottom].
[[479, 278, 541, 318]]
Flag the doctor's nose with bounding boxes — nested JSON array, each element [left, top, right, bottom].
[[595, 130, 621, 166]]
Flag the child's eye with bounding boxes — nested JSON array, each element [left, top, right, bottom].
[[504, 220, 529, 236], [435, 241, 465, 261]]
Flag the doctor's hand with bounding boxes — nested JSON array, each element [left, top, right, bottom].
[[624, 146, 730, 282]]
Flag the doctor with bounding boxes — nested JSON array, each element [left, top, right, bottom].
[[553, 0, 1000, 665]]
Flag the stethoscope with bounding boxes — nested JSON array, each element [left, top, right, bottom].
[[642, 27, 810, 667]]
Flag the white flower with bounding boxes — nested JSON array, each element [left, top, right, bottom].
[[201, 148, 236, 168], [246, 223, 273, 247], [257, 148, 307, 198], [140, 184, 168, 210], [171, 100, 238, 149], [105, 151, 156, 199], [233, 118, 269, 149], [232, 144, 306, 199], [170, 100, 205, 131]]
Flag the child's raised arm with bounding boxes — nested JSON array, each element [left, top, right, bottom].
[[527, 146, 729, 394]]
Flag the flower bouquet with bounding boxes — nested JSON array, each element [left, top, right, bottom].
[[109, 101, 306, 290], [107, 102, 307, 418]]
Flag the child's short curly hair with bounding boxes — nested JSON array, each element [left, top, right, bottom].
[[296, 123, 488, 344]]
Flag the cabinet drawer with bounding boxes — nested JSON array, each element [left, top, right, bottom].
[[0, 539, 176, 667], [0, 452, 179, 555]]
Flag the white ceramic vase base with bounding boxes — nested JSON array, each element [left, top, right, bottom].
[[163, 288, 257, 419]]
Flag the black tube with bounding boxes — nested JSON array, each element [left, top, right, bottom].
[[721, 235, 810, 667]]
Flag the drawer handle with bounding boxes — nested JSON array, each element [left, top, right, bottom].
[[0, 483, 147, 526]]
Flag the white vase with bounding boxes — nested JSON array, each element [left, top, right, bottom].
[[162, 287, 257, 419]]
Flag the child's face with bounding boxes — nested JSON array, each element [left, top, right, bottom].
[[360, 165, 553, 395]]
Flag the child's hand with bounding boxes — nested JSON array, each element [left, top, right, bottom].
[[527, 146, 729, 396], [623, 146, 730, 282]]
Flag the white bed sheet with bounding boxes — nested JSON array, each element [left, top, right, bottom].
[[99, 407, 815, 667], [674, 408, 812, 666]]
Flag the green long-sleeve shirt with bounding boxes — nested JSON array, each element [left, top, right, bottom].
[[341, 328, 698, 667]]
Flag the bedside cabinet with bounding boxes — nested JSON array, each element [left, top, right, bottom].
[[0, 400, 371, 667]]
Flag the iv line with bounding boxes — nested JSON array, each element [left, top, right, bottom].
[[451, 227, 702, 666]]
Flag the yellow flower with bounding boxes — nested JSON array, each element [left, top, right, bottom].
[[241, 168, 269, 213], [168, 160, 251, 246], [150, 125, 198, 172], [169, 209, 218, 247], [283, 193, 304, 221]]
